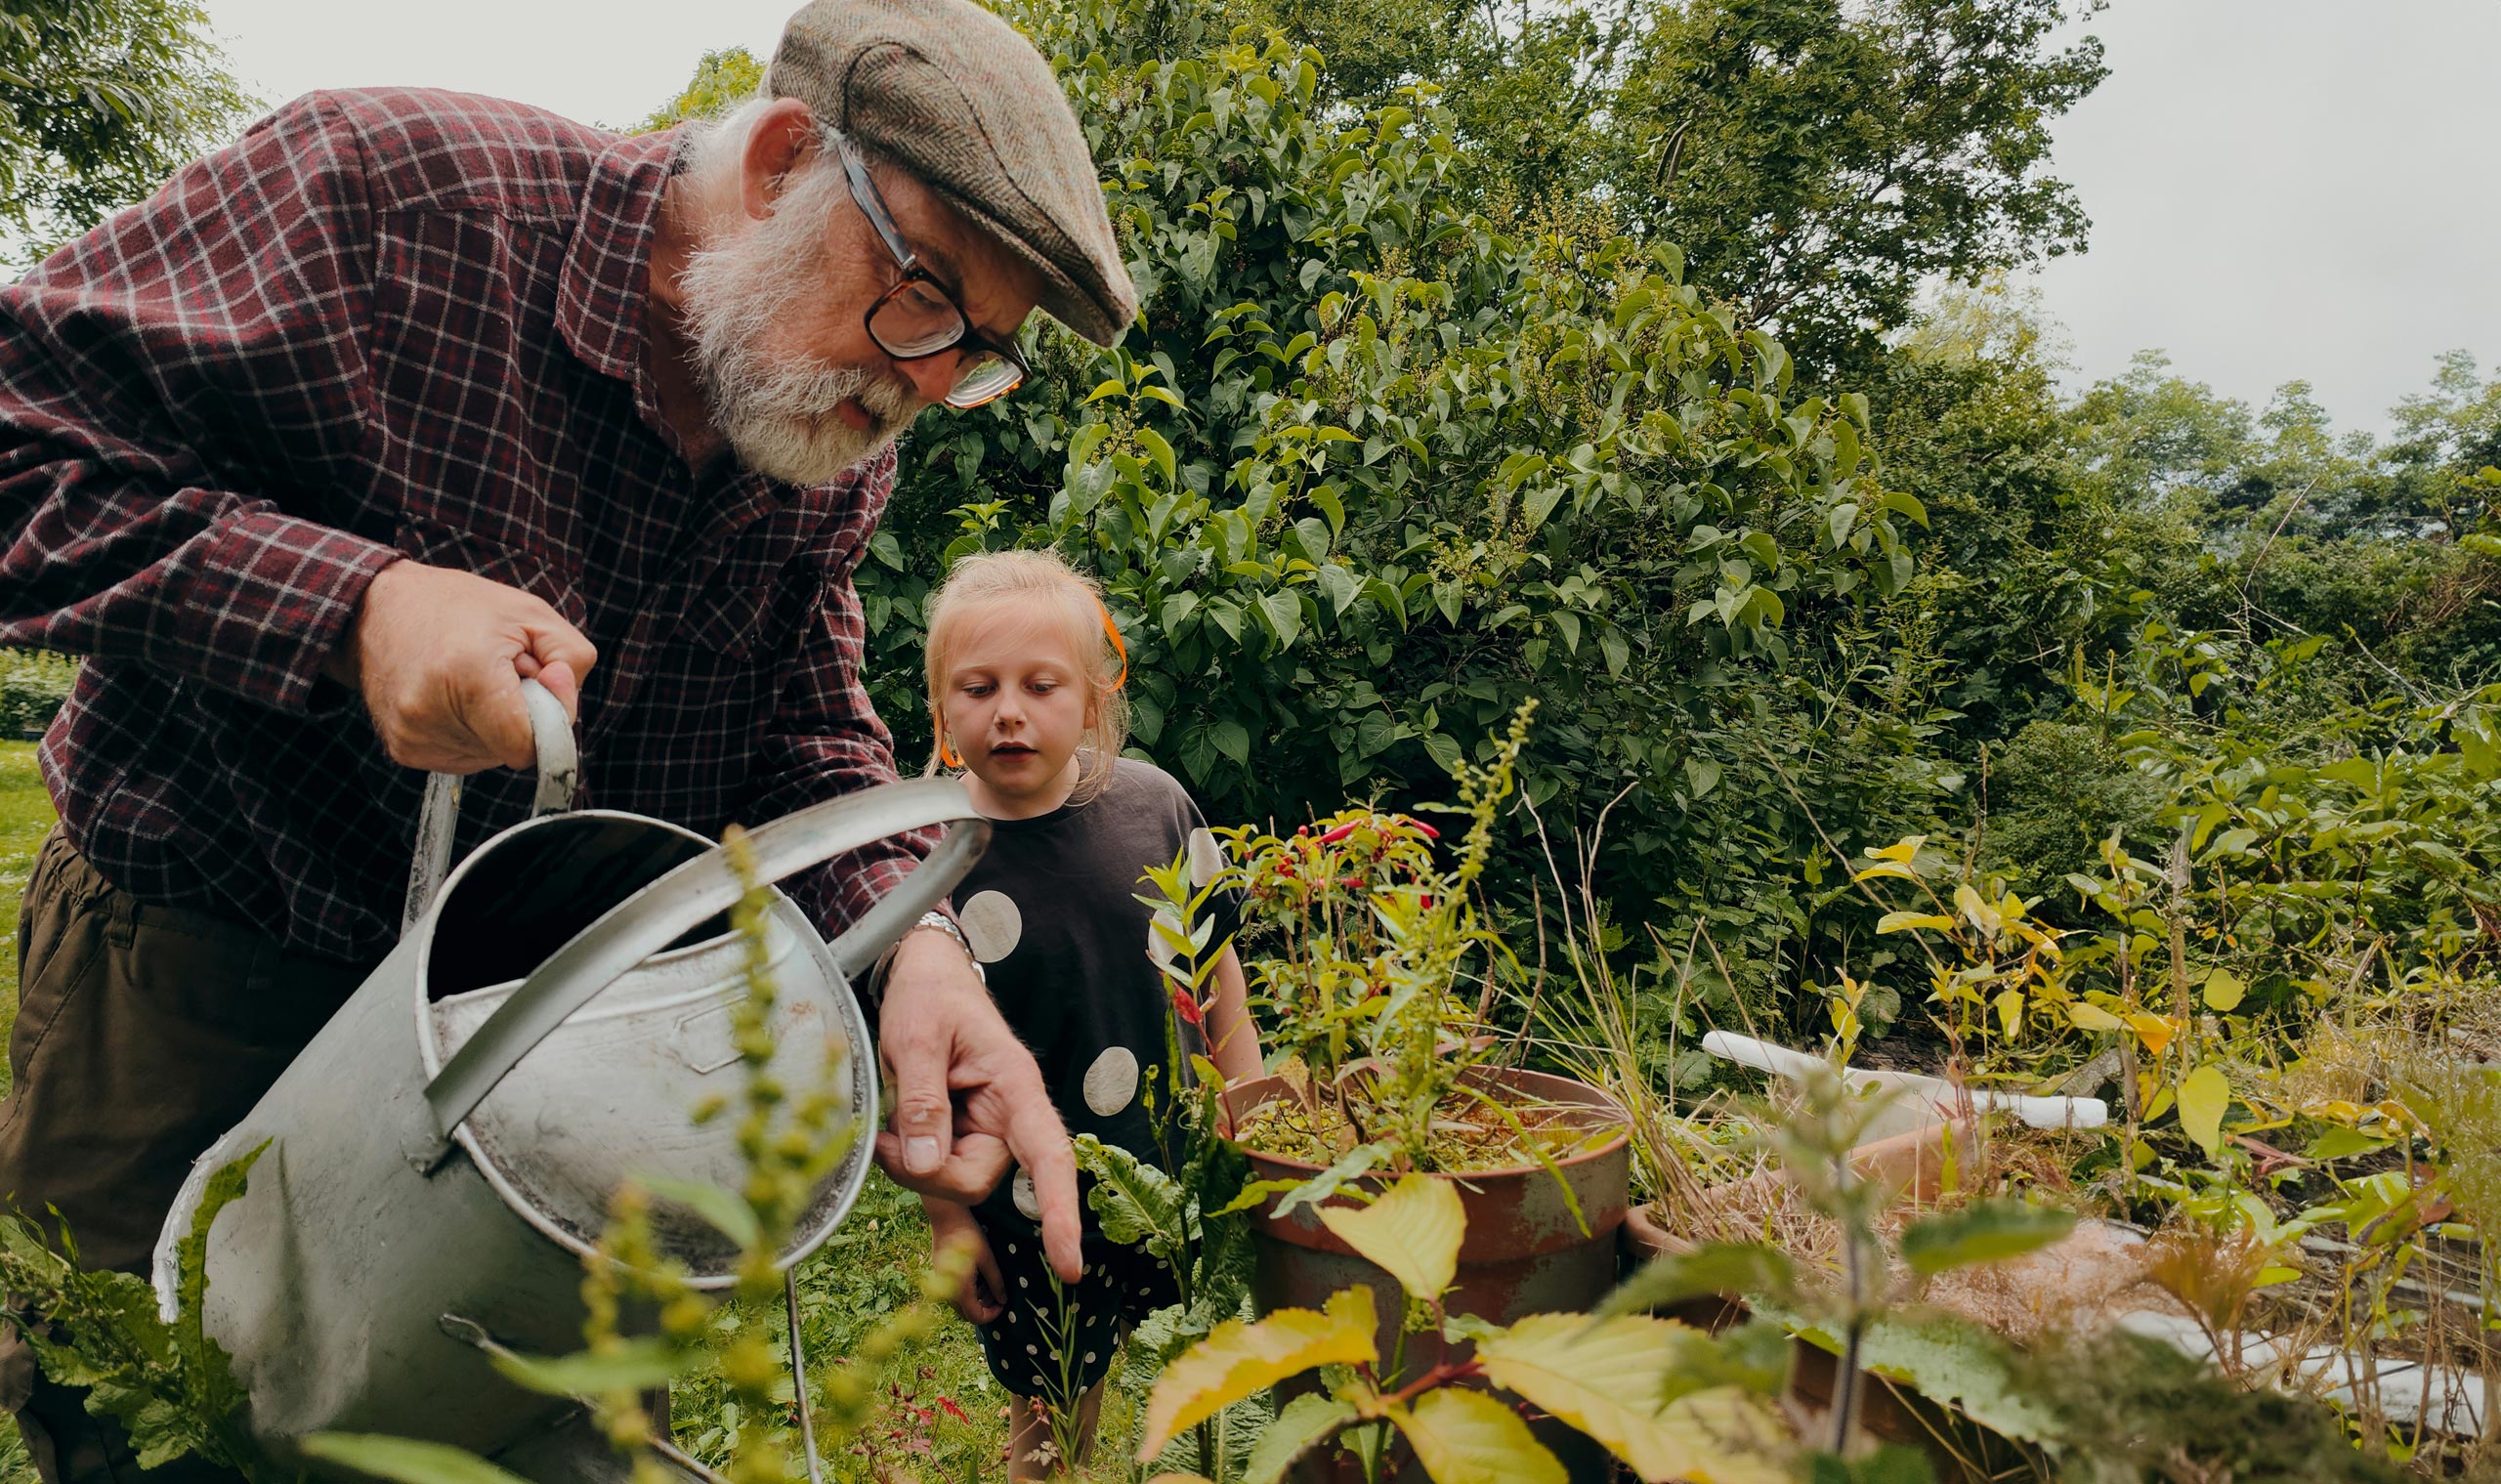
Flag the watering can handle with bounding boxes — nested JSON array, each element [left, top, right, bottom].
[[401, 679, 580, 935], [416, 778, 990, 1168]]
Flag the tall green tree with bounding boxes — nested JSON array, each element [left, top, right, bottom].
[[631, 47, 764, 134], [1600, 0, 2106, 374], [0, 0, 254, 265], [1226, 0, 2109, 377]]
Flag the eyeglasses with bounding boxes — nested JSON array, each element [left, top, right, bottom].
[[830, 130, 1029, 409]]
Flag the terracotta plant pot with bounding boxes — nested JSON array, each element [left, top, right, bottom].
[[1222, 1066, 1631, 1483], [1615, 1116, 2017, 1482]]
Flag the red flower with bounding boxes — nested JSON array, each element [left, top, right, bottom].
[[1172, 987, 1206, 1027], [1400, 816, 1441, 839], [1314, 821, 1363, 845], [937, 1396, 971, 1425]]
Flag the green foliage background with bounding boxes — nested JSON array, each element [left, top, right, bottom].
[[0, 0, 253, 265], [832, 0, 2500, 1050], [0, 0, 2496, 1473]]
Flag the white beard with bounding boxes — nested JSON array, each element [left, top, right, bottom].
[[677, 171, 919, 486]]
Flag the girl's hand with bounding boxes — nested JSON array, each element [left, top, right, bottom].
[[925, 1200, 1007, 1325]]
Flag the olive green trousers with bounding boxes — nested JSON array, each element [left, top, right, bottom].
[[0, 827, 364, 1484]]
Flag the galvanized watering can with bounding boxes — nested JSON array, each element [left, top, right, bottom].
[[148, 681, 988, 1475]]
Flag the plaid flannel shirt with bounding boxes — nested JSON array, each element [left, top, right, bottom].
[[0, 88, 932, 965]]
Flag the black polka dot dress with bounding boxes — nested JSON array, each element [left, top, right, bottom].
[[951, 756, 1241, 1397]]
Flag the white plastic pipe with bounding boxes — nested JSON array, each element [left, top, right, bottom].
[[1702, 1031, 2109, 1132]]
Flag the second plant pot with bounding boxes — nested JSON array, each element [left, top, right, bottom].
[[1222, 1066, 1632, 1483]]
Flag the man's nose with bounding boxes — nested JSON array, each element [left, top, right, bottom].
[[893, 348, 962, 407]]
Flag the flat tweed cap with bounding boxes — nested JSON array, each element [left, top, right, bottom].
[[767, 0, 1137, 346]]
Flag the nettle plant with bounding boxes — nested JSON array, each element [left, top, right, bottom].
[[1217, 703, 1604, 1203]]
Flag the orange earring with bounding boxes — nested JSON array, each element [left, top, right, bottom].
[[938, 732, 964, 769]]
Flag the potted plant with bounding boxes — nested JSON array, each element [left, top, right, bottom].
[[1146, 704, 1637, 1477]]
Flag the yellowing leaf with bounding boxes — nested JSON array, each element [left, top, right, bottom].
[[2067, 1003, 2125, 1033], [1851, 862, 1919, 882], [1477, 1315, 1776, 1483], [1954, 882, 2002, 936], [2125, 1013, 2177, 1057], [2202, 968, 2246, 1013], [1867, 835, 1928, 864], [1138, 1287, 1378, 1459], [1388, 1386, 1566, 1484], [1993, 989, 2024, 1038], [300, 1436, 535, 1484], [1875, 912, 1956, 934], [2179, 1064, 2231, 1157], [1318, 1173, 1464, 1300]]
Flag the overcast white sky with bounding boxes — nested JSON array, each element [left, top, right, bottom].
[[196, 0, 2501, 437], [2026, 1, 2501, 434]]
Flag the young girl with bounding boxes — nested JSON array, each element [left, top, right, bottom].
[[914, 549, 1261, 1478]]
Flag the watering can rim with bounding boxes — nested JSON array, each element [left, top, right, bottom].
[[391, 678, 988, 1166], [428, 894, 802, 1026], [409, 779, 989, 1165], [409, 804, 720, 1083]]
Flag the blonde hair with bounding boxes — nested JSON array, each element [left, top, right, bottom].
[[921, 549, 1130, 802]]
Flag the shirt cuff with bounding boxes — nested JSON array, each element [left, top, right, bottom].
[[178, 510, 402, 714]]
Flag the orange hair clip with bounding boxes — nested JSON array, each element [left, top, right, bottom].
[[1096, 599, 1127, 690]]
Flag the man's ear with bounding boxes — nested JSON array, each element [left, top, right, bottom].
[[740, 97, 822, 222]]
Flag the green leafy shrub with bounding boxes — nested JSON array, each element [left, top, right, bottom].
[[0, 651, 74, 738], [1976, 720, 2163, 891], [858, 0, 1953, 1036]]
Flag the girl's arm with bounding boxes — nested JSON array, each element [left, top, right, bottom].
[[1204, 945, 1264, 1083]]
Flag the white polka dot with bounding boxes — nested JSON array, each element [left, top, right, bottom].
[[959, 890, 1023, 963], [1083, 1046, 1140, 1117], [1084, 1351, 1096, 1364], [1187, 827, 1225, 888], [1013, 1168, 1039, 1219], [1026, 1343, 1037, 1355], [1146, 908, 1185, 977]]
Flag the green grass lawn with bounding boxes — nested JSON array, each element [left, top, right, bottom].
[[0, 742, 1065, 1479], [0, 742, 56, 1100], [0, 742, 49, 1479]]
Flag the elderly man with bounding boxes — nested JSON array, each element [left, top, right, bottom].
[[0, 0, 1123, 1474]]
